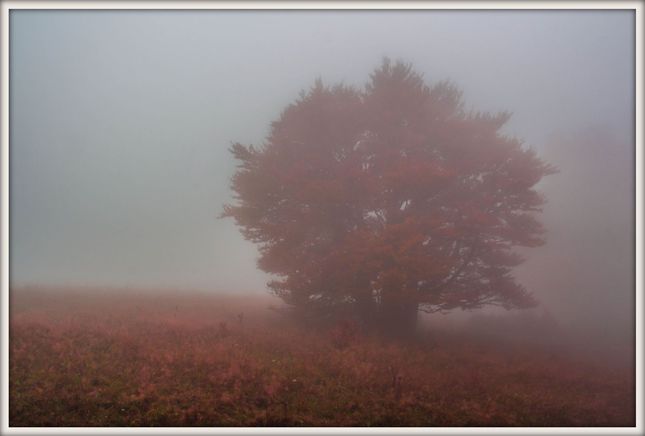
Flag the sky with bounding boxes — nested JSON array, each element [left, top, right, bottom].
[[9, 10, 634, 337]]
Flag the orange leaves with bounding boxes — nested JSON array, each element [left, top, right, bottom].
[[223, 60, 554, 319], [229, 142, 258, 169], [295, 178, 345, 206]]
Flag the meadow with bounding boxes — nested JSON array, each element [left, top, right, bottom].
[[9, 287, 635, 427]]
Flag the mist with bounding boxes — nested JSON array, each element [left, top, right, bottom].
[[7, 9, 636, 427], [11, 9, 633, 343]]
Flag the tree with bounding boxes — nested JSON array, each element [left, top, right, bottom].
[[222, 59, 556, 336]]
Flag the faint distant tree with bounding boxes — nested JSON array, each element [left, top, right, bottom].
[[222, 59, 556, 336]]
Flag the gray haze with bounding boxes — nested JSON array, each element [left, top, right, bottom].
[[10, 11, 634, 337]]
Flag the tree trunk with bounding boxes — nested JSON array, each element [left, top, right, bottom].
[[379, 297, 419, 338], [355, 292, 377, 329]]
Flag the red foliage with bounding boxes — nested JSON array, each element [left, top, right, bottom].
[[223, 59, 556, 330], [9, 290, 634, 427]]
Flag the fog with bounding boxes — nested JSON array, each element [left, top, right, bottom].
[[10, 11, 634, 340]]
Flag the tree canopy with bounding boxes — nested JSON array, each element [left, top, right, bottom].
[[222, 59, 556, 334]]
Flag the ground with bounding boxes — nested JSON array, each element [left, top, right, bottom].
[[9, 287, 635, 427]]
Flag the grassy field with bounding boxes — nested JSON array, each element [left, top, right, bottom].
[[9, 288, 635, 427]]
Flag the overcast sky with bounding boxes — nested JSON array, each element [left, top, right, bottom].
[[9, 10, 634, 335]]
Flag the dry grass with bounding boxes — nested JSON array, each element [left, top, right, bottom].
[[9, 287, 635, 427]]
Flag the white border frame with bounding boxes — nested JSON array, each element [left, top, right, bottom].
[[0, 1, 641, 435]]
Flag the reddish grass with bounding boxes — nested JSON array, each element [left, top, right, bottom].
[[9, 287, 635, 427]]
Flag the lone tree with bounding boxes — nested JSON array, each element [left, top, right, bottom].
[[223, 59, 555, 336]]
